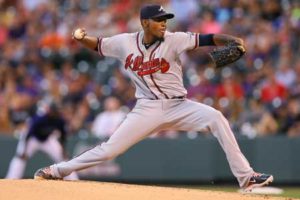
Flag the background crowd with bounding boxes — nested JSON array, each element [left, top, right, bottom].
[[0, 0, 300, 139]]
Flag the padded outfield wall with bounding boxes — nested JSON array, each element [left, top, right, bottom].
[[1, 135, 299, 184]]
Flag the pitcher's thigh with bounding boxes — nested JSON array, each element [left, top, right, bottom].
[[170, 100, 224, 132]]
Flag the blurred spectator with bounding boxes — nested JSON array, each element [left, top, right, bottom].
[[290, 60, 300, 96], [187, 67, 216, 103], [282, 96, 300, 137], [191, 10, 222, 34], [0, 101, 12, 133], [255, 112, 278, 137], [1, 0, 300, 138], [215, 74, 244, 124], [238, 99, 277, 138], [275, 61, 296, 89], [0, 22, 8, 47], [259, 65, 287, 105], [91, 96, 127, 138], [169, 0, 199, 30], [216, 75, 244, 100]]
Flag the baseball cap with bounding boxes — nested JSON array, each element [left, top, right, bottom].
[[140, 4, 174, 20]]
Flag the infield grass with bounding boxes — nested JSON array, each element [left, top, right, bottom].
[[163, 185, 300, 199]]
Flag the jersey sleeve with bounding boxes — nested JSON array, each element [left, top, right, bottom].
[[97, 33, 127, 59], [174, 32, 199, 55]]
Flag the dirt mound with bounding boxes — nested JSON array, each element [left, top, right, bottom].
[[0, 179, 285, 200]]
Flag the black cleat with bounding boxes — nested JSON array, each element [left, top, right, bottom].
[[34, 167, 62, 180], [244, 172, 274, 191]]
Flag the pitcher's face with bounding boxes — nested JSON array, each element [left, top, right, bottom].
[[148, 18, 167, 39], [142, 18, 167, 40]]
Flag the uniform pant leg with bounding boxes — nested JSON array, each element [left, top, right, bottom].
[[6, 157, 26, 179], [52, 99, 164, 178], [41, 134, 64, 162], [6, 137, 40, 179], [41, 134, 79, 180], [167, 99, 254, 188]]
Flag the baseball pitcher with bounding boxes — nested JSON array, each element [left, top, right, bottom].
[[34, 4, 273, 191]]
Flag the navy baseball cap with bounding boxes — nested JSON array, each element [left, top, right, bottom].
[[140, 4, 174, 20]]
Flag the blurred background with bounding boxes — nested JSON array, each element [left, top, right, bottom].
[[1, 0, 300, 190]]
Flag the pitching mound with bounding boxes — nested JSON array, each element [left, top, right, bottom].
[[0, 179, 286, 200]]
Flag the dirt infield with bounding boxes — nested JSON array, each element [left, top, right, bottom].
[[0, 179, 287, 200]]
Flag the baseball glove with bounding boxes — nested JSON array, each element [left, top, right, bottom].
[[209, 42, 246, 68]]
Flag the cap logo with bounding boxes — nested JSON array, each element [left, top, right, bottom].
[[159, 6, 164, 12]]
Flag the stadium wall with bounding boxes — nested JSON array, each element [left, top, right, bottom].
[[1, 135, 299, 184]]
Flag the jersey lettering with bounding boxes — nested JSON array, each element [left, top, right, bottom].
[[125, 54, 170, 76], [100, 31, 197, 99]]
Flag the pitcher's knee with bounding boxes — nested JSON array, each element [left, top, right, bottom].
[[208, 109, 224, 122], [102, 150, 120, 161], [99, 144, 126, 161], [207, 109, 232, 133]]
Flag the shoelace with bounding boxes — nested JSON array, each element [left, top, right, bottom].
[[252, 172, 262, 177]]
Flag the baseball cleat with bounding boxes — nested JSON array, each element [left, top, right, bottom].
[[34, 167, 62, 180], [244, 172, 274, 192]]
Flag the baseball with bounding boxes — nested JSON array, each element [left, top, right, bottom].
[[73, 28, 85, 40]]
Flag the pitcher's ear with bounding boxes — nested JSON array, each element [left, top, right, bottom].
[[141, 19, 149, 28]]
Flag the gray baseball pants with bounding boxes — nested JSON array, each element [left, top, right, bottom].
[[51, 99, 254, 187]]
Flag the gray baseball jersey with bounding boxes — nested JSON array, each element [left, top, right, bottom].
[[50, 30, 254, 187], [98, 31, 197, 99]]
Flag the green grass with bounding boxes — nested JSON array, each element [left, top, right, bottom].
[[162, 185, 300, 199], [279, 187, 300, 199], [201, 186, 300, 199]]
